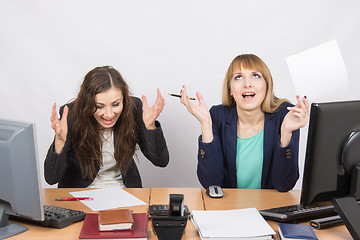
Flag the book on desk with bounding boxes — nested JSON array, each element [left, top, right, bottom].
[[98, 209, 134, 231], [79, 213, 148, 239], [278, 223, 318, 240]]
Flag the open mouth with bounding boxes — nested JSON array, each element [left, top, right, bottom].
[[102, 116, 115, 125], [242, 92, 256, 100]]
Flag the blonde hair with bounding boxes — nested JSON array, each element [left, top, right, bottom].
[[222, 54, 289, 113]]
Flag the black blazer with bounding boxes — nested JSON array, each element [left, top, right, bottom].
[[44, 97, 169, 188]]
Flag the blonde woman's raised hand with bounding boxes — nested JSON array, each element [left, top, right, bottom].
[[280, 96, 310, 147], [179, 85, 211, 124], [142, 88, 165, 130], [180, 85, 213, 143], [50, 103, 68, 154]]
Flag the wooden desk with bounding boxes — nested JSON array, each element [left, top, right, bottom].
[[203, 189, 352, 240], [8, 188, 201, 240], [8, 188, 352, 240], [8, 188, 150, 240]]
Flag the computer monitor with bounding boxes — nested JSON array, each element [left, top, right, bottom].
[[300, 100, 360, 207], [0, 119, 44, 239]]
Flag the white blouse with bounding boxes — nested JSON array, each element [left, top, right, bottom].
[[88, 130, 126, 188]]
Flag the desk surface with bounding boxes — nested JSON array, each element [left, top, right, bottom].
[[8, 188, 352, 240], [203, 189, 352, 240]]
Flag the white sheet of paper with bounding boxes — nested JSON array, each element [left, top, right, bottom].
[[70, 187, 147, 211], [286, 40, 349, 103], [191, 208, 275, 238]]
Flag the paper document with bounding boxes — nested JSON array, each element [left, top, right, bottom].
[[286, 39, 349, 103], [191, 208, 275, 239], [70, 187, 147, 211]]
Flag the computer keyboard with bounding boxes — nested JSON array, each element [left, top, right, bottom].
[[40, 205, 86, 228], [149, 204, 190, 216], [10, 205, 86, 228], [259, 204, 337, 222]]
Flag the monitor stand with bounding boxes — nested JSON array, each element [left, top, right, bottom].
[[0, 207, 29, 239], [332, 164, 360, 240], [333, 197, 360, 240]]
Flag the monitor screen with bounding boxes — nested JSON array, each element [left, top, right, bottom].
[[0, 119, 44, 238], [300, 100, 360, 207]]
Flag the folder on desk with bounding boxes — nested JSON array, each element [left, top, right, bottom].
[[191, 208, 275, 239], [79, 213, 148, 239]]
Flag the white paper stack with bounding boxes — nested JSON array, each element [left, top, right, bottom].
[[191, 208, 275, 240]]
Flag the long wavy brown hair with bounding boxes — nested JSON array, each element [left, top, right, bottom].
[[222, 54, 289, 113], [71, 66, 138, 181]]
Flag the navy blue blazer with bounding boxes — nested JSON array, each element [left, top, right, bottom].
[[197, 102, 299, 192]]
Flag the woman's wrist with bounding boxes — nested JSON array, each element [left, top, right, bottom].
[[201, 119, 213, 143], [54, 139, 65, 154], [145, 121, 156, 130], [280, 125, 292, 147]]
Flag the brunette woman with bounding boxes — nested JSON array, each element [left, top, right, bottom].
[[45, 66, 169, 188]]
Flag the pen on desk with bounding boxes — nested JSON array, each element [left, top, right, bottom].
[[168, 93, 196, 100], [55, 197, 93, 201]]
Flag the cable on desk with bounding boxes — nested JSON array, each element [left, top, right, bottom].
[[148, 188, 152, 206], [201, 189, 206, 210]]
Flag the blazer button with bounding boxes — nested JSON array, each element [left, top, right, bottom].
[[200, 149, 205, 158], [286, 156, 291, 159]]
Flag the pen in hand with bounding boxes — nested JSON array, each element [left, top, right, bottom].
[[168, 93, 196, 100], [55, 197, 93, 201]]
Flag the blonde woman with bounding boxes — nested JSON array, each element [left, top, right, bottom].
[[181, 54, 309, 192]]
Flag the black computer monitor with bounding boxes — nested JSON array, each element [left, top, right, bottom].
[[0, 119, 44, 239], [300, 100, 360, 207], [299, 100, 360, 238]]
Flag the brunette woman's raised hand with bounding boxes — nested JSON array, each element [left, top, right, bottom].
[[50, 103, 68, 154], [142, 88, 165, 130]]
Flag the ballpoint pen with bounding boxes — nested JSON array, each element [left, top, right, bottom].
[[168, 93, 196, 100], [55, 197, 93, 201]]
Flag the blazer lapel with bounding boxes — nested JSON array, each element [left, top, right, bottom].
[[262, 112, 276, 187], [225, 107, 238, 187]]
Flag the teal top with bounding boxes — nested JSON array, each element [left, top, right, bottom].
[[236, 129, 264, 189]]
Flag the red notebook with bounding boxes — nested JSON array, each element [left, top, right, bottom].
[[79, 213, 148, 239]]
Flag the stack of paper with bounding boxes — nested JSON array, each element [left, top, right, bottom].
[[191, 208, 275, 240]]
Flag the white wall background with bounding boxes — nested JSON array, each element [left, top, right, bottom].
[[1, 0, 360, 189]]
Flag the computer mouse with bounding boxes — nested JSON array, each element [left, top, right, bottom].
[[206, 185, 224, 198]]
